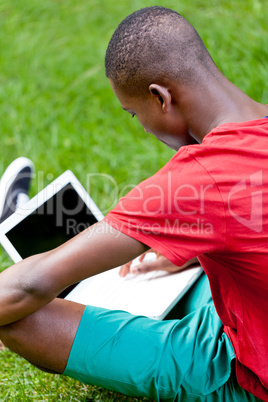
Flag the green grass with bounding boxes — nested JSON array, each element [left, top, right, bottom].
[[0, 0, 267, 400], [0, 349, 151, 401]]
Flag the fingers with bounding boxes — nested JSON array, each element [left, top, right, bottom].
[[118, 254, 154, 277], [138, 252, 147, 262], [130, 259, 164, 274], [118, 250, 155, 277], [119, 261, 132, 277], [119, 253, 198, 277], [129, 255, 197, 275]]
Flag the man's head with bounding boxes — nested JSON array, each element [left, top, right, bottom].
[[105, 6, 216, 97], [105, 6, 220, 149]]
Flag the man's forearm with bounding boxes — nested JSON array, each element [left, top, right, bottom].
[[0, 221, 148, 326]]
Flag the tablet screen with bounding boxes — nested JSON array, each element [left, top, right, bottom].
[[6, 183, 97, 258], [5, 183, 98, 298]]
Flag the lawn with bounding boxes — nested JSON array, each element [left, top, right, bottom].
[[0, 0, 267, 400]]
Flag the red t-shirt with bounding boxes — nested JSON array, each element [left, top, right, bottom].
[[104, 118, 268, 401]]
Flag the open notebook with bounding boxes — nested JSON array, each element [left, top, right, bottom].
[[0, 170, 203, 320]]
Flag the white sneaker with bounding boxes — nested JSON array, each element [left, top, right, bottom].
[[0, 157, 35, 223]]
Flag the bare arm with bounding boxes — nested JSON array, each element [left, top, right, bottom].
[[0, 220, 148, 326]]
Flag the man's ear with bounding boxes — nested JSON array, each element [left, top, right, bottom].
[[149, 84, 171, 112]]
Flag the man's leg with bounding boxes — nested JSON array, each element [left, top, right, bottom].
[[0, 283, 258, 401], [0, 298, 86, 374], [0, 291, 231, 401], [63, 301, 236, 401]]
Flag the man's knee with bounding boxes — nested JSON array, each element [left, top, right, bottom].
[[0, 318, 59, 374], [0, 308, 48, 369], [0, 299, 86, 374], [0, 321, 21, 351], [0, 313, 37, 356]]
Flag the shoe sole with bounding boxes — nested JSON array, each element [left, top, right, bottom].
[[0, 157, 35, 217]]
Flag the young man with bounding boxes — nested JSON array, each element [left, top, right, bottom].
[[0, 6, 267, 401]]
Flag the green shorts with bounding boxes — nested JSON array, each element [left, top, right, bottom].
[[63, 274, 259, 401]]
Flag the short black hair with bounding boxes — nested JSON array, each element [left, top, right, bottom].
[[105, 6, 217, 96]]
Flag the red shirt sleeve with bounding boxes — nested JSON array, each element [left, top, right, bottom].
[[104, 147, 226, 266]]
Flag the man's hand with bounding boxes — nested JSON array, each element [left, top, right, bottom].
[[119, 250, 198, 277]]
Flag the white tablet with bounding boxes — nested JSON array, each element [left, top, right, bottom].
[[0, 170, 203, 319], [0, 170, 103, 264]]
